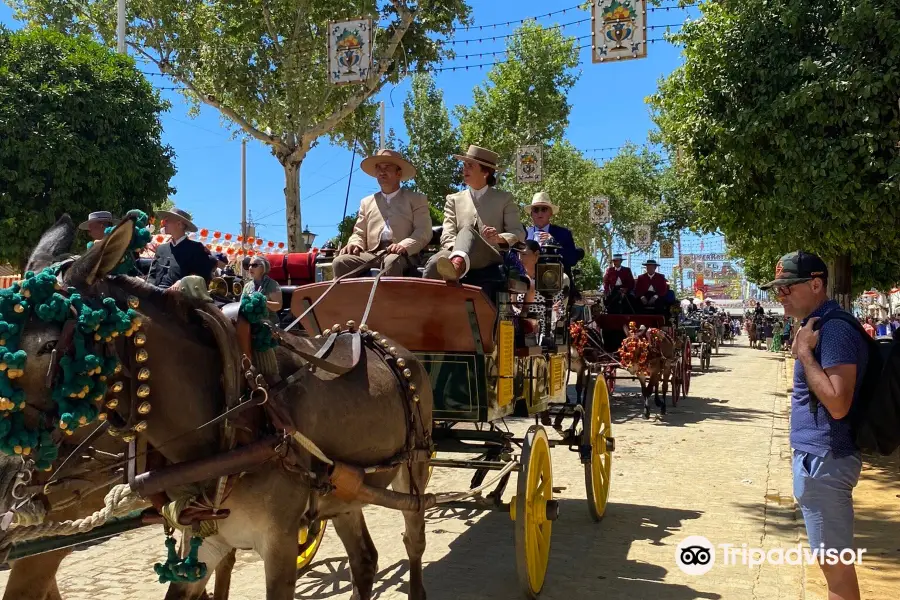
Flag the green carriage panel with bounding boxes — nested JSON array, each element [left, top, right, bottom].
[[417, 352, 513, 422]]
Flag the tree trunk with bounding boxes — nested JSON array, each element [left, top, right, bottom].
[[283, 160, 305, 252], [828, 253, 853, 311]]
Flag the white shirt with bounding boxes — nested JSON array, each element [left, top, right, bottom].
[[469, 186, 489, 201], [380, 189, 401, 243], [171, 235, 187, 247]]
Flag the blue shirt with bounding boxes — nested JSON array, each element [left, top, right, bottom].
[[791, 300, 868, 457]]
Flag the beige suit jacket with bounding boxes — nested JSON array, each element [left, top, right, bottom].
[[440, 187, 526, 251], [347, 188, 433, 255]]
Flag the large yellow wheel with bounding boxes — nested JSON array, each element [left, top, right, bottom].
[[584, 376, 613, 522], [511, 425, 556, 598], [296, 519, 327, 574]]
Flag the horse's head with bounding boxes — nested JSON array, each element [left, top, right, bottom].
[[0, 215, 143, 512]]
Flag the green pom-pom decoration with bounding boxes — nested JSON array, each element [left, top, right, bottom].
[[239, 293, 277, 351], [155, 536, 208, 584], [0, 257, 148, 467]]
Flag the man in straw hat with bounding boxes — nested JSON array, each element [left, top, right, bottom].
[[635, 258, 669, 311], [525, 192, 583, 270], [148, 206, 216, 289], [79, 211, 118, 242], [423, 145, 526, 282], [333, 149, 432, 278]]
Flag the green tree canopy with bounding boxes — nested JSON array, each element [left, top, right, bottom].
[[10, 0, 471, 251], [456, 21, 580, 162], [650, 0, 900, 295], [0, 27, 174, 269], [396, 72, 462, 211]]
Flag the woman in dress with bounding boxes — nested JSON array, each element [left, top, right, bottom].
[[236, 256, 283, 366]]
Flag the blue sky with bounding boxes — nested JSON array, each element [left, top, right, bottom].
[[0, 1, 702, 248]]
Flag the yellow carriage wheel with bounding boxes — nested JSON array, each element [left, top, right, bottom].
[[511, 425, 555, 598], [296, 519, 327, 574], [584, 376, 613, 522]]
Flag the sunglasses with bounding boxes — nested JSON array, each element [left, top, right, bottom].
[[531, 206, 550, 213], [772, 280, 813, 297], [249, 263, 264, 268]]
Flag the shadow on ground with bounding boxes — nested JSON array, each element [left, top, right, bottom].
[[295, 501, 720, 600]]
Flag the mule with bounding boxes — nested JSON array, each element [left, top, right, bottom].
[[2, 215, 434, 600]]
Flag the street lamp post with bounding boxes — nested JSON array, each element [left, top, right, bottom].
[[301, 227, 317, 249]]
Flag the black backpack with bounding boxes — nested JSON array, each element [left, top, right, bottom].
[[812, 310, 900, 455]]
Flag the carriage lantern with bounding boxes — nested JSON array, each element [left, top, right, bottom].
[[535, 237, 565, 295]]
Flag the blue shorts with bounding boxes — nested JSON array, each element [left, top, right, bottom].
[[792, 449, 862, 551]]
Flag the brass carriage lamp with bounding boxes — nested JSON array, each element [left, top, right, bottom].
[[301, 227, 317, 249]]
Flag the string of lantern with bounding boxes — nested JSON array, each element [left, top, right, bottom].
[[139, 228, 289, 260]]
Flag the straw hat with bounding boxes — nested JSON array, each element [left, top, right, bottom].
[[78, 211, 118, 231], [453, 145, 501, 170], [360, 149, 416, 182], [530, 192, 559, 215], [155, 207, 198, 233]]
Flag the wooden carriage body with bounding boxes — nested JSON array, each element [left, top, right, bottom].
[[290, 278, 567, 422]]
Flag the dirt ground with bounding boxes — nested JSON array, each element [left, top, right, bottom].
[[1, 340, 898, 599]]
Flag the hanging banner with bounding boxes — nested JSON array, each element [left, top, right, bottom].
[[516, 145, 543, 183], [328, 18, 374, 85], [592, 0, 648, 63], [634, 224, 652, 249], [659, 240, 674, 259], [589, 196, 610, 225]]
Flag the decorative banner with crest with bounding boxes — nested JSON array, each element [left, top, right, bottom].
[[589, 196, 610, 225], [516, 145, 543, 183], [592, 0, 648, 63], [328, 18, 374, 85], [633, 224, 652, 249], [659, 240, 674, 259]]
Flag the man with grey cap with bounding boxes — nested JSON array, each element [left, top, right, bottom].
[[147, 206, 216, 289], [333, 149, 432, 277], [79, 211, 117, 242], [762, 250, 867, 600], [423, 145, 526, 282]]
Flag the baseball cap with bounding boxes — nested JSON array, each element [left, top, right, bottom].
[[760, 251, 828, 289]]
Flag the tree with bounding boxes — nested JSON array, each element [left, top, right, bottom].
[[397, 73, 462, 211], [650, 0, 900, 303], [11, 0, 471, 252], [0, 27, 174, 270], [456, 21, 581, 163], [578, 254, 603, 293]]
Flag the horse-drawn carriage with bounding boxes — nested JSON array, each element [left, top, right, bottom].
[[291, 231, 615, 596], [0, 215, 614, 600], [567, 299, 691, 418], [680, 315, 716, 372]]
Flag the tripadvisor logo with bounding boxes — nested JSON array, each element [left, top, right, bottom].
[[675, 536, 867, 575], [676, 536, 715, 575]]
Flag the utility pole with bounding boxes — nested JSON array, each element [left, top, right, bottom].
[[379, 101, 386, 149], [116, 0, 126, 54], [241, 139, 247, 268]]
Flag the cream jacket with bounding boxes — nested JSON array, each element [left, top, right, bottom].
[[440, 187, 526, 250], [347, 188, 433, 255]]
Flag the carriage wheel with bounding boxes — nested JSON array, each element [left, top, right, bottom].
[[698, 343, 708, 372], [511, 425, 555, 598], [297, 519, 328, 574], [682, 340, 692, 397], [584, 376, 613, 522], [604, 365, 617, 396]]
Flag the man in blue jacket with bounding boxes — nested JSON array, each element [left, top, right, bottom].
[[525, 192, 584, 272]]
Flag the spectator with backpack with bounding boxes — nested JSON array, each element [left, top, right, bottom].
[[762, 251, 868, 600]]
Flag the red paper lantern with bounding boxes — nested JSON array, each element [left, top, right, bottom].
[[225, 233, 233, 241], [216, 245, 223, 252], [200, 228, 209, 237], [255, 238, 263, 246], [277, 242, 285, 249], [237, 235, 243, 242], [247, 236, 255, 244], [213, 231, 222, 239], [226, 248, 235, 255], [155, 235, 164, 243], [267, 241, 274, 248]]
